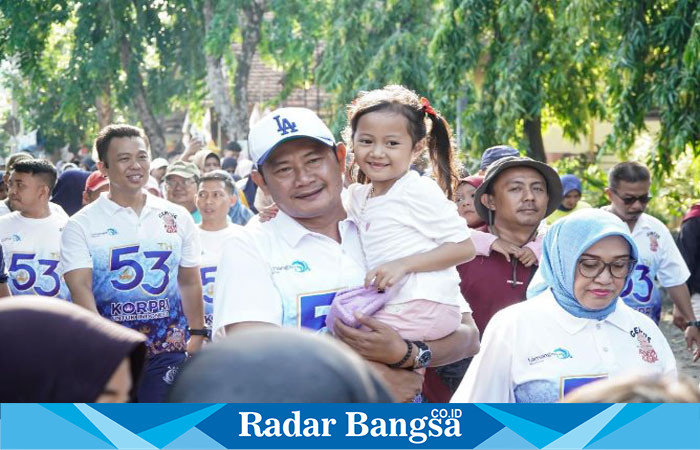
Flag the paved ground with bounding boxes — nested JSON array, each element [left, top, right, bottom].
[[659, 302, 700, 382]]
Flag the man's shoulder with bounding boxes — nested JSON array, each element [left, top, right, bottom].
[[147, 195, 189, 217], [68, 198, 103, 225]]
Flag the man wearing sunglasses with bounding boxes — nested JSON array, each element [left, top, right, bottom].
[[603, 161, 700, 354]]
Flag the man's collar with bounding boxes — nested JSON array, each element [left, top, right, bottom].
[[269, 209, 317, 248], [98, 190, 152, 215]]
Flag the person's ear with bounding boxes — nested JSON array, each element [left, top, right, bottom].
[[411, 138, 426, 157], [335, 143, 347, 174], [481, 193, 495, 211], [97, 160, 108, 176], [251, 170, 269, 196], [604, 187, 613, 203]]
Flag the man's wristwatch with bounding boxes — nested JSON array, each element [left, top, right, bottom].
[[686, 321, 700, 329], [412, 340, 432, 369]]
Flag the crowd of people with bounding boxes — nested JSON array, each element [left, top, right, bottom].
[[0, 84, 699, 404]]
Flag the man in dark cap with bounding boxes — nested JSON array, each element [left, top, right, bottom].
[[477, 145, 520, 176]]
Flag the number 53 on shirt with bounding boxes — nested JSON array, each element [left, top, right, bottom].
[[109, 245, 172, 295], [9, 253, 62, 297]]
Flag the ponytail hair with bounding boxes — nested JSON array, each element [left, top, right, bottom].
[[344, 85, 458, 199]]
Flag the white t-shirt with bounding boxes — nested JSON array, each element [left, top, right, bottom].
[[212, 209, 366, 338], [61, 192, 201, 356], [346, 170, 470, 306], [198, 224, 242, 328], [452, 289, 677, 403], [0, 200, 68, 219], [621, 212, 690, 322], [0, 211, 71, 299]]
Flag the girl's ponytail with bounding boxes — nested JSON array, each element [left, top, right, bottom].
[[422, 98, 458, 200]]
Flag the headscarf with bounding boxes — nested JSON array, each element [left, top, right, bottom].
[[51, 169, 90, 216], [0, 296, 146, 402], [683, 202, 700, 223], [221, 156, 238, 172], [168, 328, 394, 403], [558, 174, 583, 212], [527, 209, 638, 320], [192, 149, 220, 173]]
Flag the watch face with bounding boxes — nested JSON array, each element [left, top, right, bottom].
[[417, 349, 432, 368]]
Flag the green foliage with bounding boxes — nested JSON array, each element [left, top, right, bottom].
[[317, 0, 439, 134], [430, 0, 607, 161], [604, 0, 700, 175]]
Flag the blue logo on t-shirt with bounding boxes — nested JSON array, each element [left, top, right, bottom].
[[292, 260, 310, 273], [553, 348, 572, 359]]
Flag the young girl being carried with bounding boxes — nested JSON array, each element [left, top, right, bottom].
[[326, 85, 476, 373]]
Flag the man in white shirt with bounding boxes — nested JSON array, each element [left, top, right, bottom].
[[0, 153, 67, 218], [0, 159, 71, 299], [196, 170, 241, 334], [61, 124, 205, 402], [213, 107, 480, 402], [603, 161, 700, 354]]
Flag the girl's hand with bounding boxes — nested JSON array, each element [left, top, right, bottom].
[[490, 238, 519, 262], [365, 260, 409, 291], [514, 247, 538, 267], [333, 312, 406, 364], [258, 203, 279, 222]]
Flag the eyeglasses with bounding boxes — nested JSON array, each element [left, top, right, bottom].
[[611, 189, 652, 205], [165, 178, 196, 188], [577, 258, 636, 279]]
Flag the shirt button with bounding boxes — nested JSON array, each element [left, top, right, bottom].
[[596, 323, 602, 329], [602, 347, 609, 352]]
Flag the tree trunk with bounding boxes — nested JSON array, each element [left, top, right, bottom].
[[119, 37, 167, 157], [95, 84, 113, 130], [524, 114, 547, 163], [203, 0, 238, 142], [232, 0, 266, 140]]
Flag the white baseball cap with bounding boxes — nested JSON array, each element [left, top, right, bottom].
[[151, 157, 169, 170], [248, 107, 335, 167]]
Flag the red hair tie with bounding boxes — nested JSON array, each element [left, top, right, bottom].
[[420, 97, 436, 116]]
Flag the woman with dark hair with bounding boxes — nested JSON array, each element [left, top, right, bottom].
[[51, 169, 91, 216], [0, 296, 146, 402], [169, 327, 394, 403]]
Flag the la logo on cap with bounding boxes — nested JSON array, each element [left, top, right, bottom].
[[273, 115, 298, 136]]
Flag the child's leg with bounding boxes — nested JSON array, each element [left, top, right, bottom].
[[371, 300, 462, 342]]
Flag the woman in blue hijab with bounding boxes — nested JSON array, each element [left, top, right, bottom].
[[452, 209, 676, 403]]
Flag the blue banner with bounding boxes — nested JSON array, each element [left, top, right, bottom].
[[2, 403, 699, 449]]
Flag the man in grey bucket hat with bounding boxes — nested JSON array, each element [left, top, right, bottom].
[[436, 156, 563, 396], [475, 156, 563, 226]]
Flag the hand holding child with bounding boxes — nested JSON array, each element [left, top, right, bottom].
[[365, 260, 409, 291]]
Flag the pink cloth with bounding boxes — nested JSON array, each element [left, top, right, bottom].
[[371, 299, 462, 342]]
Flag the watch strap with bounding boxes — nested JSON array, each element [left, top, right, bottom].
[[686, 321, 700, 329], [388, 339, 413, 368], [188, 327, 210, 337]]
